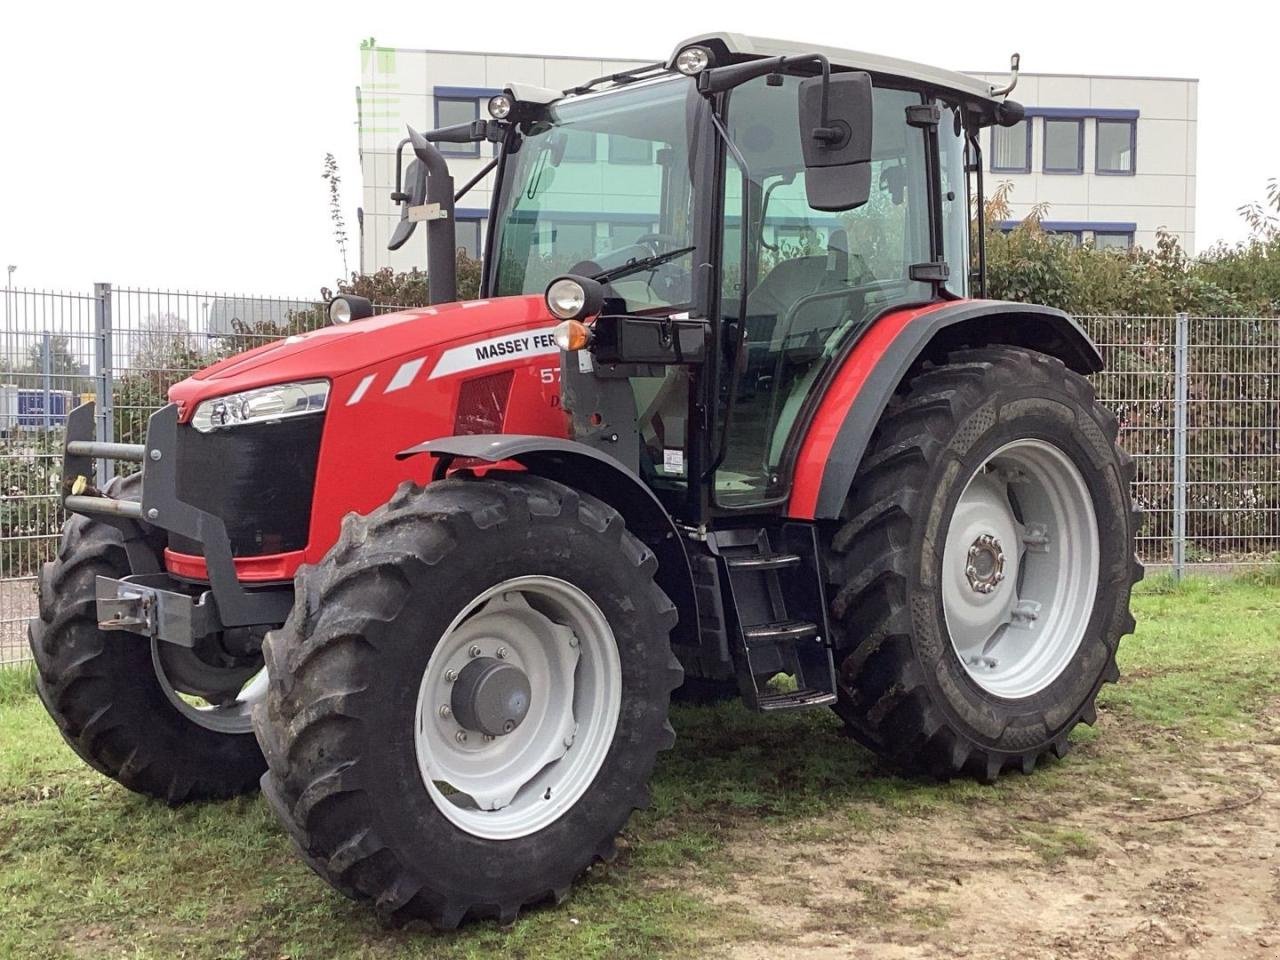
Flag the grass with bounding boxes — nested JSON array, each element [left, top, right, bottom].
[[0, 575, 1276, 959]]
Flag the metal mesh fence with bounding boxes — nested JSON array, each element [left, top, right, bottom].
[[2, 287, 1278, 666]]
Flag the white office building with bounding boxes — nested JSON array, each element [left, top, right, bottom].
[[356, 45, 1198, 272], [968, 69, 1198, 251]]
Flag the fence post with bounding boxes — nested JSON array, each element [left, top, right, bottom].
[[93, 282, 114, 487], [41, 331, 52, 432], [1172, 311, 1189, 580]]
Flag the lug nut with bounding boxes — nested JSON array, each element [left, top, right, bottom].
[[469, 644, 482, 658], [455, 731, 468, 744], [484, 734, 496, 742], [438, 704, 451, 719], [445, 669, 458, 683], [496, 646, 508, 660]]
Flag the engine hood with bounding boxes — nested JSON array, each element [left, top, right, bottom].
[[168, 295, 556, 416]]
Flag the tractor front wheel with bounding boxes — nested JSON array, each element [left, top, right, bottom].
[[28, 473, 267, 802], [828, 346, 1141, 780], [254, 474, 682, 927]]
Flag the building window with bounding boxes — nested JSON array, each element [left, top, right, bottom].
[[1096, 119, 1136, 175], [608, 221, 656, 247], [1043, 118, 1084, 174], [456, 219, 483, 259], [561, 130, 598, 163], [434, 97, 480, 157], [1093, 231, 1133, 250], [552, 222, 597, 260], [607, 135, 652, 164], [990, 120, 1032, 173], [1049, 229, 1083, 247]]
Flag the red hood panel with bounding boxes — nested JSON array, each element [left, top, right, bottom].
[[169, 295, 554, 415]]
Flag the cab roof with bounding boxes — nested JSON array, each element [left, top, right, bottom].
[[670, 32, 1003, 105]]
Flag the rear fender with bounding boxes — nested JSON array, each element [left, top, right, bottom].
[[400, 434, 698, 650], [788, 299, 1102, 519]]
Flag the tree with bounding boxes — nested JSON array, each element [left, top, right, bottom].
[[322, 153, 350, 277], [320, 249, 483, 307], [130, 312, 206, 373], [25, 334, 85, 378]]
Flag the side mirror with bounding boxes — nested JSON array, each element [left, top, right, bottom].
[[798, 71, 873, 212], [388, 158, 427, 251]]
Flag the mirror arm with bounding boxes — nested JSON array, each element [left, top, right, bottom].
[[455, 156, 499, 203], [781, 54, 837, 143], [391, 138, 410, 202]]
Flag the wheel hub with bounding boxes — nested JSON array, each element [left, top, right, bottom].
[[450, 657, 532, 737], [965, 533, 1006, 594], [414, 576, 623, 840], [941, 440, 1099, 699]]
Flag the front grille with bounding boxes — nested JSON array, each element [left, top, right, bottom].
[[169, 415, 324, 557]]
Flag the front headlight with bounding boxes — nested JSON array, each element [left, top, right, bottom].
[[191, 380, 329, 433]]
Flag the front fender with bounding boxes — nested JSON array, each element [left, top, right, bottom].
[[400, 435, 699, 652]]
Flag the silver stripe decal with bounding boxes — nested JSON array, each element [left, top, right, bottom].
[[428, 327, 559, 380], [385, 357, 426, 392], [346, 374, 375, 405]]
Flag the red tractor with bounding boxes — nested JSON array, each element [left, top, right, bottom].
[[31, 34, 1139, 928]]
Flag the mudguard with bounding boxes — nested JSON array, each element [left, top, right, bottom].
[[399, 434, 699, 650], [788, 299, 1102, 520]]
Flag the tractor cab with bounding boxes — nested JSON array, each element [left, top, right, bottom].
[[385, 34, 1021, 524], [37, 34, 1138, 931]]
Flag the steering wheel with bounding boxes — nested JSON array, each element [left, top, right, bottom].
[[634, 232, 682, 257]]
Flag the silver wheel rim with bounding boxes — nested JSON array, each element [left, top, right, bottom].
[[414, 575, 622, 841], [150, 639, 266, 734], [942, 439, 1099, 699]]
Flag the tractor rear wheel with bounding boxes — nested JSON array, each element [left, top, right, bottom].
[[28, 473, 267, 802], [827, 346, 1141, 780], [254, 474, 682, 927]]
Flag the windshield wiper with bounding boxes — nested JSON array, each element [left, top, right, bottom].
[[590, 246, 695, 284]]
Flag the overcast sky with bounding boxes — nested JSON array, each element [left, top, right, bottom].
[[0, 0, 1273, 296]]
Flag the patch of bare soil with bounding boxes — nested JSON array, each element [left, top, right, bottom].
[[705, 709, 1280, 960], [0, 579, 36, 664]]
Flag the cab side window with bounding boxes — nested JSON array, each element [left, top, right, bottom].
[[716, 78, 933, 506]]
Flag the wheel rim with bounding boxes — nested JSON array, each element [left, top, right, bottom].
[[414, 575, 622, 841], [941, 439, 1099, 699], [150, 640, 266, 735]]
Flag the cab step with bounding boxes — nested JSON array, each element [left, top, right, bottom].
[[725, 553, 801, 572], [756, 688, 838, 711], [709, 524, 838, 713], [743, 618, 820, 648]]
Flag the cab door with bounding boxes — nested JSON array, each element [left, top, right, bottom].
[[713, 74, 944, 509]]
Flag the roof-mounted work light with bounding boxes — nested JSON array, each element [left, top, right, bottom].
[[674, 45, 713, 76]]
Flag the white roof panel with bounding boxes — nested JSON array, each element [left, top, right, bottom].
[[670, 32, 1001, 103]]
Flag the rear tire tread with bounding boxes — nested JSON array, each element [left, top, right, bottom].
[[829, 346, 1142, 779]]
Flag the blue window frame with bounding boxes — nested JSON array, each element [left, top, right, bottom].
[[434, 96, 481, 157], [1096, 119, 1136, 175], [990, 119, 1032, 173], [1043, 118, 1084, 174]]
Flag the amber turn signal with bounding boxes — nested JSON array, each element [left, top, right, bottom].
[[552, 319, 591, 352]]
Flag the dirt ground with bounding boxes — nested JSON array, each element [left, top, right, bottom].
[[0, 579, 35, 664], [704, 708, 1280, 960]]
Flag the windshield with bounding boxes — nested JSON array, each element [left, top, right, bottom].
[[489, 77, 708, 313]]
